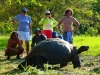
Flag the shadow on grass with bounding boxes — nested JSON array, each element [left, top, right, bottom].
[[1, 68, 23, 75], [0, 58, 24, 64], [90, 66, 100, 74]]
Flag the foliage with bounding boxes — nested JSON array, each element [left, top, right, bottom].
[[0, 0, 100, 36], [87, 27, 98, 36]]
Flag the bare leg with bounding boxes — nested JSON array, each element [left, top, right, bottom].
[[20, 40, 24, 57], [60, 60, 68, 68], [25, 40, 29, 56], [16, 46, 24, 59], [34, 56, 45, 71]]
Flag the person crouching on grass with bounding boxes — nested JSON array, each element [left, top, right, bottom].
[[5, 31, 24, 59]]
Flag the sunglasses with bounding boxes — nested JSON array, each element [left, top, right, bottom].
[[45, 13, 50, 15]]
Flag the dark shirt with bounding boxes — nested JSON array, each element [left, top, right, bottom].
[[31, 34, 47, 48]]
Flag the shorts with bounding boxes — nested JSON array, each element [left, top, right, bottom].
[[17, 31, 30, 41], [42, 30, 52, 38], [63, 31, 73, 44]]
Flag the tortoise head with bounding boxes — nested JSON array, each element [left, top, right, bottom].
[[71, 55, 81, 68], [76, 46, 89, 55]]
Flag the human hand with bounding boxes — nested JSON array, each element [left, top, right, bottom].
[[60, 30, 64, 33], [49, 15, 52, 18], [72, 30, 75, 33]]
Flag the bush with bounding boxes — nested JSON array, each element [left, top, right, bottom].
[[0, 20, 17, 35]]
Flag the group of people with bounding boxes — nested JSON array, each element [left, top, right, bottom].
[[5, 8, 80, 59]]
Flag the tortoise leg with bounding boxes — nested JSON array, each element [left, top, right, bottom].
[[72, 55, 81, 68], [60, 61, 68, 68], [18, 58, 36, 70], [34, 56, 46, 71], [18, 60, 27, 69]]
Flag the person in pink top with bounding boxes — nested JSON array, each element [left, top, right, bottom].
[[39, 10, 57, 38]]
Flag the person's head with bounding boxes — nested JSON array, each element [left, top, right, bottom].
[[52, 31, 58, 38], [22, 8, 27, 15], [65, 9, 73, 16], [45, 10, 51, 18], [34, 28, 41, 36], [10, 31, 18, 39]]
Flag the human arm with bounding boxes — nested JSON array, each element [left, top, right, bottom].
[[7, 39, 18, 52], [29, 23, 32, 35], [39, 18, 45, 25], [57, 18, 63, 33], [52, 18, 58, 27], [12, 19, 18, 25], [17, 38, 22, 47], [12, 15, 19, 25], [31, 36, 35, 49], [28, 16, 32, 35], [41, 34, 47, 40], [72, 17, 80, 32]]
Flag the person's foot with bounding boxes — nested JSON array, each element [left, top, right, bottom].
[[7, 56, 10, 60], [16, 55, 20, 59]]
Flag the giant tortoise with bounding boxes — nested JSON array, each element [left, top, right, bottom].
[[18, 38, 89, 70]]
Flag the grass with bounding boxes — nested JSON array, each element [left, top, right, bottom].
[[0, 36, 9, 50], [0, 35, 100, 75], [0, 35, 100, 56], [73, 35, 100, 56]]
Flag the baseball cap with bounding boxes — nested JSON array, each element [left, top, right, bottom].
[[52, 31, 58, 38], [34, 28, 41, 33], [22, 8, 27, 13], [45, 10, 50, 13]]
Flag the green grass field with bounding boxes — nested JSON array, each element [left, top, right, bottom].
[[73, 35, 100, 56], [0, 35, 100, 75], [0, 35, 100, 56]]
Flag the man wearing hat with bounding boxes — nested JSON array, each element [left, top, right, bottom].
[[39, 10, 57, 38], [12, 8, 32, 56], [31, 28, 47, 49]]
